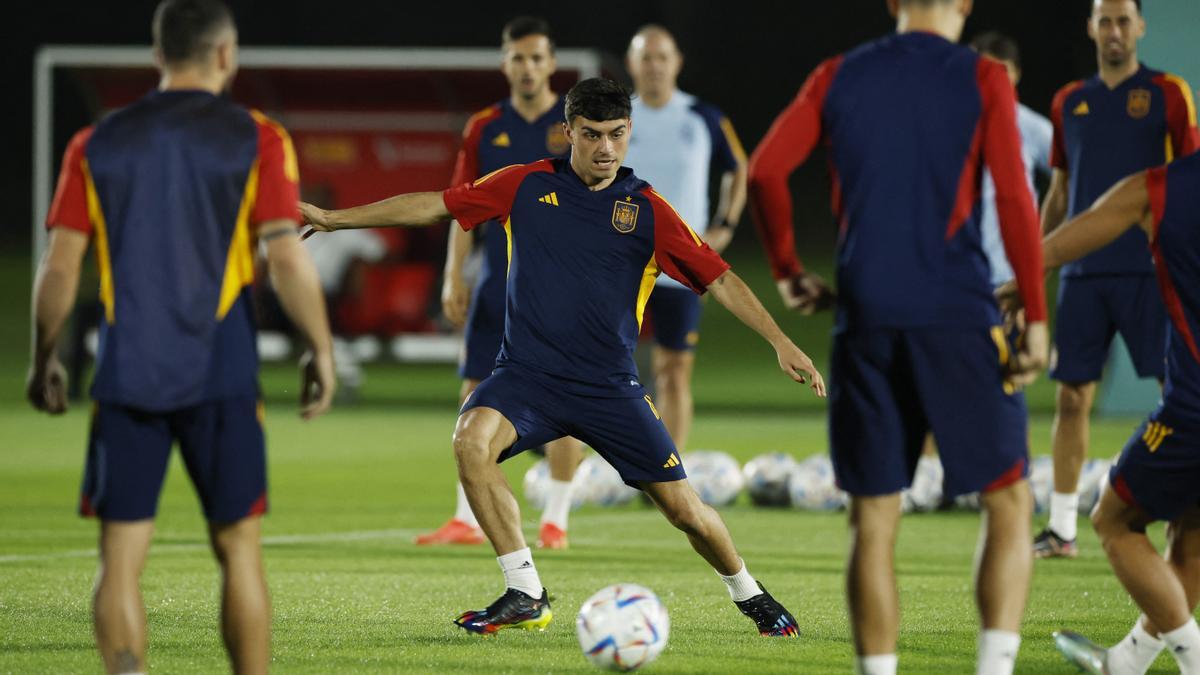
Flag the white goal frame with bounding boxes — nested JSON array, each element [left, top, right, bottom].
[[32, 45, 603, 271]]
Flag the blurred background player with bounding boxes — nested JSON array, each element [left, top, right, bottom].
[[748, 0, 1049, 673], [623, 24, 747, 452], [301, 77, 821, 639], [1001, 156, 1200, 675], [25, 1, 336, 673], [418, 17, 584, 550], [1035, 0, 1199, 559]]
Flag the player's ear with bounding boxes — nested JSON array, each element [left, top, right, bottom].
[[885, 0, 900, 19], [152, 47, 166, 72], [960, 0, 974, 18]]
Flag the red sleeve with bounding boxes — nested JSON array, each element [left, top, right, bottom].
[[250, 111, 301, 227], [1146, 165, 1168, 236], [442, 161, 551, 231], [46, 126, 95, 235], [748, 55, 843, 280], [978, 59, 1047, 323], [644, 188, 731, 294], [1049, 82, 1082, 171], [450, 106, 500, 186], [1154, 74, 1200, 160]]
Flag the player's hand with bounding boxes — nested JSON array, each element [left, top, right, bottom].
[[441, 275, 472, 328], [773, 338, 826, 397], [1006, 320, 1049, 389], [299, 348, 336, 420], [26, 357, 68, 415], [994, 279, 1021, 316], [776, 273, 834, 316], [704, 225, 734, 254], [299, 202, 336, 240]]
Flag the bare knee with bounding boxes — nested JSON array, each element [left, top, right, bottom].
[[210, 517, 261, 566], [849, 494, 902, 546], [1056, 383, 1094, 420], [981, 480, 1033, 522], [653, 351, 693, 393], [659, 494, 709, 535]]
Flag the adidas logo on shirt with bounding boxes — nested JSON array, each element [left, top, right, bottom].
[[538, 192, 559, 206], [662, 453, 680, 469], [1073, 101, 1090, 116]]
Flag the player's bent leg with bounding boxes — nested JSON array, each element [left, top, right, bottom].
[[640, 479, 799, 637], [1039, 381, 1097, 555], [976, 480, 1033, 633], [415, 379, 487, 546], [209, 516, 269, 675], [95, 519, 154, 675], [452, 406, 523, 555], [651, 346, 696, 451], [847, 494, 902, 657], [539, 436, 584, 550]]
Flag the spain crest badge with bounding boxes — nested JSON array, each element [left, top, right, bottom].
[[612, 200, 639, 233], [1127, 88, 1151, 119]]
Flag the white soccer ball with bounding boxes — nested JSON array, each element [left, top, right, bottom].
[[787, 454, 848, 511], [1029, 455, 1054, 514], [522, 459, 586, 511], [577, 455, 640, 507], [576, 584, 670, 672], [902, 455, 945, 514], [682, 450, 744, 507], [742, 452, 798, 506], [1077, 457, 1113, 516]]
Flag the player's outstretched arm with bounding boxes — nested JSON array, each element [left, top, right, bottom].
[[262, 219, 337, 419], [300, 191, 451, 234], [1042, 171, 1151, 269], [27, 227, 89, 414], [706, 269, 826, 397]]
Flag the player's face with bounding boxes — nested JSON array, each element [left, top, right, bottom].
[[626, 32, 682, 96], [502, 35, 557, 101], [565, 117, 631, 185], [1088, 0, 1145, 68]]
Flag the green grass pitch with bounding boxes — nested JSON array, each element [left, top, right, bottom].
[[0, 249, 1180, 673]]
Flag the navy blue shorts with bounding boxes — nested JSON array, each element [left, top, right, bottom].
[[1052, 275, 1166, 383], [1110, 405, 1200, 522], [461, 366, 686, 486], [79, 397, 268, 522], [648, 286, 703, 351], [829, 327, 1029, 498], [459, 281, 505, 382]]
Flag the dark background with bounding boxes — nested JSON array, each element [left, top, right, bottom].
[[7, 0, 1101, 253]]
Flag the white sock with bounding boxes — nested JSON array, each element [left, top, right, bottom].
[[540, 479, 572, 530], [1108, 618, 1165, 675], [856, 654, 897, 675], [1162, 618, 1200, 674], [977, 629, 1021, 675], [718, 559, 761, 602], [1049, 491, 1080, 541], [453, 482, 479, 528], [497, 547, 542, 598]]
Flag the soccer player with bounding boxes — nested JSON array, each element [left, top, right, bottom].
[[419, 16, 584, 550], [748, 1, 1048, 673], [1035, 0, 1199, 559], [998, 155, 1200, 675], [302, 78, 821, 637], [26, 1, 336, 673], [622, 25, 747, 452]]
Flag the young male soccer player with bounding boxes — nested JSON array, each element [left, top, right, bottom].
[[1035, 0, 1199, 559], [622, 24, 748, 452], [748, 1, 1048, 673], [997, 154, 1200, 675], [26, 1, 336, 673], [419, 16, 584, 551], [302, 78, 822, 637]]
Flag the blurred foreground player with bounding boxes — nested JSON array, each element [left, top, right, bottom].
[[1000, 155, 1200, 675], [748, 1, 1048, 673], [27, 1, 335, 672], [623, 24, 748, 452], [1035, 0, 1198, 559], [421, 16, 583, 551], [303, 78, 822, 638]]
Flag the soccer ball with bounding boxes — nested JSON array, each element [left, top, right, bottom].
[[577, 455, 639, 507], [1077, 457, 1113, 515], [682, 450, 744, 507], [742, 452, 798, 506], [901, 454, 944, 513], [522, 459, 587, 511], [576, 584, 670, 672], [787, 454, 848, 511]]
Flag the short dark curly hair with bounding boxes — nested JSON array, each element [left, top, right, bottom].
[[564, 78, 632, 125], [152, 0, 235, 65]]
